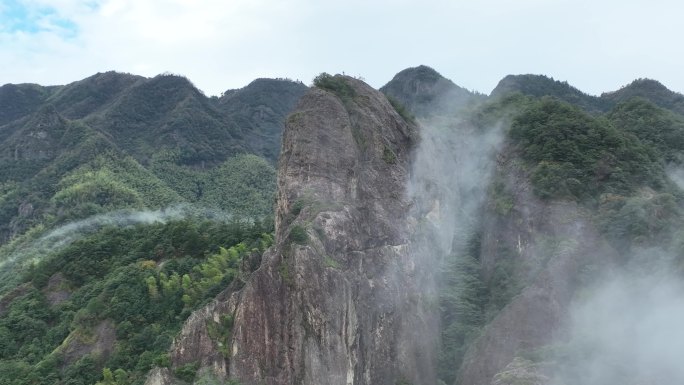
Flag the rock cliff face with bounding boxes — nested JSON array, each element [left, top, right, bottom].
[[230, 76, 436, 385], [457, 148, 618, 385], [155, 76, 438, 385]]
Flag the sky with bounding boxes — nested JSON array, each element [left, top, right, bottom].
[[1, 0, 683, 96]]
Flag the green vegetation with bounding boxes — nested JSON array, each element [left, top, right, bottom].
[[607, 98, 684, 164], [601, 78, 684, 116], [0, 71, 291, 385], [382, 146, 397, 165], [0, 218, 272, 385], [288, 225, 309, 245], [206, 315, 234, 357], [489, 178, 515, 216], [0, 71, 300, 249], [491, 74, 609, 113], [323, 255, 341, 269], [278, 262, 293, 286], [508, 95, 684, 252], [151, 153, 277, 219], [4, 67, 684, 385], [437, 251, 486, 385], [598, 192, 681, 251], [510, 97, 664, 200], [435, 230, 529, 384], [0, 150, 275, 289], [313, 73, 355, 101], [174, 362, 200, 383], [386, 96, 415, 123], [433, 84, 684, 385]]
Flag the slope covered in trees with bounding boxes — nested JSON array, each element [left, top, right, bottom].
[[0, 72, 305, 244], [0, 71, 304, 384]]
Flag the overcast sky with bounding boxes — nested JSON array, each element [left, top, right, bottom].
[[1, 0, 683, 96]]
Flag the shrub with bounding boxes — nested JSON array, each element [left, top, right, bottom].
[[174, 362, 200, 383], [288, 225, 309, 245], [313, 73, 355, 101], [386, 96, 415, 123], [382, 146, 397, 165], [324, 255, 340, 269]]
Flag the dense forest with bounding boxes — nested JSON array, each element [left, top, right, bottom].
[[0, 72, 304, 385]]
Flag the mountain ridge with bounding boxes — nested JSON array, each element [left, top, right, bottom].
[[0, 67, 683, 385]]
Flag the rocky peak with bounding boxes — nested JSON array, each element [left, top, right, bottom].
[[229, 75, 435, 385], [155, 75, 438, 385]]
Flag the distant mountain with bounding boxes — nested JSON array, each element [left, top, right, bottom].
[[601, 78, 684, 116], [86, 73, 240, 167], [1, 72, 307, 167], [489, 74, 684, 117], [0, 72, 299, 385], [0, 83, 57, 126], [218, 78, 309, 162], [490, 74, 609, 112], [0, 72, 306, 243], [380, 65, 484, 117], [45, 71, 144, 120]]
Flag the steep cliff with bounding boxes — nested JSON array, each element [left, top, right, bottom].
[[456, 147, 618, 385], [154, 75, 438, 385]]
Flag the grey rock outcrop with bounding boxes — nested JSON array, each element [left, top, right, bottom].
[[229, 76, 434, 385], [490, 357, 550, 385], [156, 76, 438, 385], [145, 368, 178, 385]]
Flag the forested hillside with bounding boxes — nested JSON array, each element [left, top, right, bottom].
[[0, 72, 305, 385], [0, 72, 306, 241]]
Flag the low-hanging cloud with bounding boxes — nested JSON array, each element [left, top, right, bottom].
[[408, 114, 504, 259], [552, 268, 684, 385], [403, 101, 505, 383], [4, 1, 684, 96], [0, 204, 235, 292], [666, 165, 684, 190]]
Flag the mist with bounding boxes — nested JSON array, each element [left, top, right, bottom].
[[0, 204, 237, 293], [666, 165, 684, 190], [550, 265, 684, 385], [39, 206, 188, 249], [404, 91, 684, 385], [404, 97, 505, 384], [408, 114, 504, 262]]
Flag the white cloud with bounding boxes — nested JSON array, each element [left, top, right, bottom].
[[1, 0, 684, 96]]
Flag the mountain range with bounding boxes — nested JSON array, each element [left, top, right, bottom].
[[0, 66, 683, 385]]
